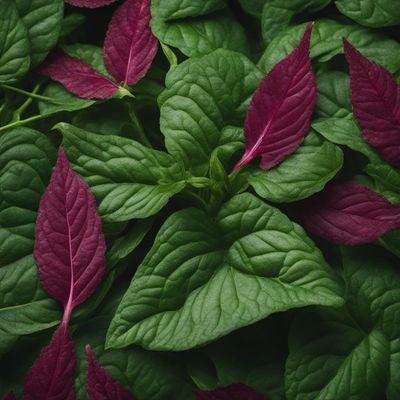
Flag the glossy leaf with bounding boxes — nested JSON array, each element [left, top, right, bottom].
[[297, 181, 400, 244], [344, 40, 400, 168], [23, 325, 76, 400], [104, 0, 157, 86], [107, 193, 343, 351], [34, 147, 106, 324], [86, 346, 135, 400], [195, 383, 268, 399], [37, 50, 119, 99], [233, 24, 316, 171], [59, 123, 186, 221], [66, 0, 117, 7]]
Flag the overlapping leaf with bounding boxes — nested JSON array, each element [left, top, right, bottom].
[[66, 0, 117, 8], [195, 384, 268, 399]]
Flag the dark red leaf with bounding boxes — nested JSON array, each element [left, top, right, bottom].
[[23, 325, 76, 400], [37, 49, 119, 99], [103, 0, 158, 85], [34, 147, 105, 325], [343, 40, 400, 167], [233, 23, 316, 171], [195, 384, 268, 400], [65, 0, 118, 8], [1, 393, 16, 400], [297, 181, 400, 245], [86, 346, 136, 400]]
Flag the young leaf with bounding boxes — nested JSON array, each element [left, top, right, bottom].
[[65, 0, 118, 8], [22, 325, 76, 400], [233, 23, 316, 171], [343, 40, 400, 168], [34, 147, 106, 325], [297, 181, 400, 244], [103, 0, 158, 86], [86, 346, 136, 400], [37, 50, 119, 99], [195, 384, 269, 399]]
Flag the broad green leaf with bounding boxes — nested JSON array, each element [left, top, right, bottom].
[[107, 193, 343, 351], [261, 0, 331, 43], [315, 70, 351, 117], [259, 20, 400, 73], [336, 0, 400, 27], [238, 0, 265, 17], [159, 49, 262, 175], [366, 163, 400, 204], [312, 116, 381, 162], [246, 131, 343, 203], [59, 123, 186, 222], [0, 128, 60, 346], [285, 246, 400, 400], [151, 10, 248, 58], [60, 13, 85, 39]]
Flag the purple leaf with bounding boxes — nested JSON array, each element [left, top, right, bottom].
[[86, 346, 136, 400], [37, 49, 119, 99], [1, 394, 16, 400], [233, 23, 316, 171], [65, 0, 118, 8], [34, 147, 106, 326], [23, 325, 76, 400], [297, 181, 400, 245], [343, 40, 400, 168], [195, 384, 269, 400], [103, 0, 158, 85]]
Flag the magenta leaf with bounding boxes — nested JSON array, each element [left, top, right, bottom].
[[343, 40, 400, 167], [103, 0, 158, 85], [1, 394, 16, 400], [86, 346, 136, 400], [23, 325, 76, 400], [65, 0, 118, 8], [297, 181, 400, 245], [34, 147, 106, 325], [37, 49, 119, 99], [233, 23, 316, 171], [195, 384, 269, 400]]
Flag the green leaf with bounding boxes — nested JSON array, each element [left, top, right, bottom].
[[159, 49, 262, 175], [107, 193, 343, 351], [246, 131, 343, 203], [151, 10, 249, 58], [60, 13, 85, 39], [285, 246, 400, 400], [0, 128, 60, 347], [259, 20, 400, 74], [336, 0, 400, 27], [315, 70, 351, 118], [261, 0, 331, 43], [238, 0, 265, 17], [59, 123, 186, 222], [365, 163, 400, 204]]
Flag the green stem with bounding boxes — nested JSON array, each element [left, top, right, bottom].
[[1, 84, 58, 103], [0, 114, 46, 133], [127, 103, 152, 147], [11, 83, 41, 122]]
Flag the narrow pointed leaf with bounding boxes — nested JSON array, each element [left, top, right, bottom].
[[233, 23, 316, 171], [37, 50, 119, 99], [195, 384, 269, 400], [65, 0, 118, 8], [23, 325, 76, 400], [104, 0, 158, 85], [34, 147, 106, 324], [1, 394, 16, 400], [86, 346, 136, 400], [297, 181, 400, 244], [344, 40, 400, 168]]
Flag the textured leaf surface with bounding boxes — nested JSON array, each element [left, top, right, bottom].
[[23, 326, 76, 400], [234, 24, 316, 170], [195, 384, 268, 399], [107, 193, 343, 350], [86, 346, 135, 400], [159, 49, 262, 175], [344, 40, 400, 168], [285, 247, 400, 400], [366, 163, 400, 205], [66, 0, 117, 8], [297, 181, 400, 244], [38, 50, 119, 99], [104, 0, 158, 85], [259, 20, 400, 74], [336, 0, 400, 27], [247, 131, 343, 203], [60, 124, 186, 221], [34, 147, 106, 323]]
